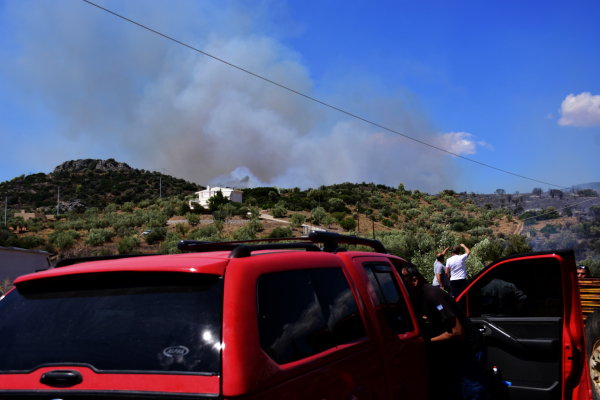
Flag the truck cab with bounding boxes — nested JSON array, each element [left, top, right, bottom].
[[0, 233, 591, 399]]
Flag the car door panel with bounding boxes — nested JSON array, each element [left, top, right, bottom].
[[349, 256, 428, 400], [457, 251, 589, 400]]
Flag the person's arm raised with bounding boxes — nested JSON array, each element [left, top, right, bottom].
[[461, 243, 470, 256]]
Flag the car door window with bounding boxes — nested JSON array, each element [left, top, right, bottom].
[[309, 268, 367, 346], [363, 262, 414, 334], [466, 258, 563, 318], [257, 268, 366, 364]]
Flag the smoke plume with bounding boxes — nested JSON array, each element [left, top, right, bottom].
[[2, 0, 486, 192]]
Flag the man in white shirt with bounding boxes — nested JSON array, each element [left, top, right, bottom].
[[432, 246, 450, 291], [446, 244, 470, 297]]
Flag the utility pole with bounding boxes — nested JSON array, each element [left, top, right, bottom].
[[372, 218, 375, 239], [4, 196, 7, 226], [160, 177, 162, 198], [356, 202, 360, 234], [57, 187, 60, 216]]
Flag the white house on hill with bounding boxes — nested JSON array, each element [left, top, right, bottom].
[[189, 185, 243, 210]]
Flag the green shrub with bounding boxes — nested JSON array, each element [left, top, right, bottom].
[[328, 198, 347, 213], [115, 226, 137, 238], [245, 218, 263, 232], [175, 223, 189, 238], [289, 213, 306, 228], [104, 203, 117, 213], [42, 241, 56, 254], [48, 230, 80, 250], [177, 202, 191, 215], [382, 219, 395, 228], [159, 232, 182, 254], [138, 199, 151, 209], [207, 190, 230, 212], [188, 225, 220, 241], [311, 207, 326, 222], [186, 213, 200, 226], [272, 204, 287, 218], [322, 215, 337, 228], [144, 227, 167, 245], [331, 211, 346, 222], [232, 226, 257, 240], [404, 208, 420, 220], [96, 248, 114, 256], [268, 226, 293, 238], [340, 217, 357, 231], [116, 235, 141, 254], [121, 202, 135, 212], [20, 235, 46, 249], [237, 206, 249, 218], [84, 229, 116, 246], [540, 224, 560, 235], [249, 206, 261, 219], [55, 232, 77, 250]]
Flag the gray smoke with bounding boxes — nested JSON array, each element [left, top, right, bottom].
[[3, 0, 472, 192]]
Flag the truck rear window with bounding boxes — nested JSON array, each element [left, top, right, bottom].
[[0, 272, 223, 374]]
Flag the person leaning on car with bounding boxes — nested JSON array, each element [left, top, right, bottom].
[[400, 262, 489, 400], [446, 244, 470, 297]]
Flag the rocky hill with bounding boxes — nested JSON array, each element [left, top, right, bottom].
[[0, 159, 202, 211]]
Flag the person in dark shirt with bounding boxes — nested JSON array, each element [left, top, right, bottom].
[[399, 262, 489, 400], [480, 278, 527, 317]]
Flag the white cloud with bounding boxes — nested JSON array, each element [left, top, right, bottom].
[[477, 140, 495, 151], [432, 132, 494, 156], [558, 92, 600, 127], [435, 132, 476, 155]]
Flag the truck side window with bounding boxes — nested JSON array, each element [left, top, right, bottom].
[[466, 258, 563, 318], [257, 268, 366, 365], [363, 262, 414, 334], [309, 268, 366, 346]]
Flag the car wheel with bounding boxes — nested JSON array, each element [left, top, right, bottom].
[[586, 310, 600, 400]]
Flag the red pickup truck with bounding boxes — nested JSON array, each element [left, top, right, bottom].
[[0, 232, 591, 399]]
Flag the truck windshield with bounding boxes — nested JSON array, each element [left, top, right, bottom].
[[0, 272, 223, 375]]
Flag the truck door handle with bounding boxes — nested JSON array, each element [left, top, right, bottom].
[[40, 370, 83, 386]]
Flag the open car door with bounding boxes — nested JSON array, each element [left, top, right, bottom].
[[456, 250, 591, 400]]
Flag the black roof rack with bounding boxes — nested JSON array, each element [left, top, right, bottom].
[[52, 254, 160, 269], [229, 243, 321, 258], [50, 232, 388, 268], [307, 231, 387, 254], [178, 231, 388, 258]]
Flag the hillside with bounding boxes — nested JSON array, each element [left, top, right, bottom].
[[1, 177, 599, 281], [0, 159, 202, 211], [572, 182, 600, 192]]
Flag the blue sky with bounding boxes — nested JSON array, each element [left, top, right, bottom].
[[0, 0, 598, 194]]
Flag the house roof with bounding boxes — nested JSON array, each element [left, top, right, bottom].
[[196, 187, 242, 194]]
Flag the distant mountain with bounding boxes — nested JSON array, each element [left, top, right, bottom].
[[572, 182, 600, 192], [0, 159, 203, 211]]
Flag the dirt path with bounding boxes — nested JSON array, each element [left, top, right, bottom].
[[514, 220, 524, 235]]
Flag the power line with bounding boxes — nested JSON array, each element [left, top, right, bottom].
[[82, 0, 571, 190]]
